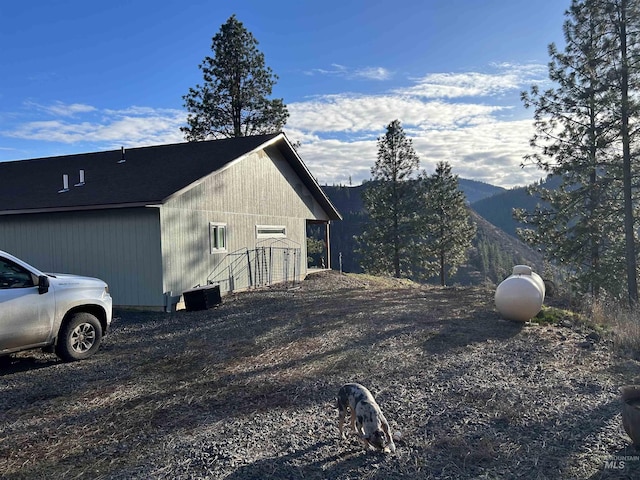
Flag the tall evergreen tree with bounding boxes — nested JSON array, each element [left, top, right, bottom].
[[423, 162, 476, 286], [182, 15, 289, 140], [517, 0, 634, 299], [357, 120, 427, 278], [600, 0, 640, 303]]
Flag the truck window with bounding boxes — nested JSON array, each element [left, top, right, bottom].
[[0, 258, 35, 289]]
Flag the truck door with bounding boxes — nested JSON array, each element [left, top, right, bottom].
[[0, 257, 53, 352]]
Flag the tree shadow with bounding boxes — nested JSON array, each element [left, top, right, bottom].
[[411, 395, 626, 478], [222, 440, 393, 480], [5, 279, 622, 479], [587, 444, 640, 479], [422, 310, 524, 354]]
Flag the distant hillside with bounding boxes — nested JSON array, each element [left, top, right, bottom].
[[321, 185, 365, 215], [471, 186, 534, 237], [320, 181, 543, 285], [471, 176, 559, 237], [323, 178, 505, 215], [453, 210, 544, 285], [458, 178, 506, 204]]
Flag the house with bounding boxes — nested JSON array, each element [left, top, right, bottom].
[[0, 133, 341, 309]]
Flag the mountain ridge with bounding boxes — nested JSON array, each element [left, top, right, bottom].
[[319, 180, 544, 285], [322, 178, 506, 215]]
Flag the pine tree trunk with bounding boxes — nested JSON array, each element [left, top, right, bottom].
[[618, 0, 639, 305]]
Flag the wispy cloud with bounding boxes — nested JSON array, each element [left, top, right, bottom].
[[397, 63, 548, 99], [24, 100, 97, 117], [399, 72, 521, 98], [286, 62, 548, 188], [291, 119, 540, 189], [304, 63, 348, 76], [1, 63, 547, 188], [289, 94, 506, 133], [304, 64, 392, 81], [5, 102, 185, 147], [353, 67, 392, 81]]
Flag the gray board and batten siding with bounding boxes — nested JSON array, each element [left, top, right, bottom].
[[0, 134, 341, 309], [160, 145, 332, 298], [0, 208, 163, 307]]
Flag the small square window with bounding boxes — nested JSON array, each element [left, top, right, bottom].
[[210, 223, 227, 253]]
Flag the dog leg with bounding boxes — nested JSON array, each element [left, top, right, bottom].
[[349, 409, 357, 434], [338, 416, 346, 439], [337, 401, 348, 439], [381, 416, 396, 453], [355, 416, 376, 450]]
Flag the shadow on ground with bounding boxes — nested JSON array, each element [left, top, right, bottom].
[[0, 354, 59, 376], [588, 444, 640, 479], [222, 440, 396, 480]]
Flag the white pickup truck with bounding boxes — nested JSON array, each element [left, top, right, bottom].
[[0, 250, 112, 361]]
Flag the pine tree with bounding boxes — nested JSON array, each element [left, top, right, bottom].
[[517, 0, 636, 300], [356, 120, 427, 278], [423, 162, 476, 286], [182, 15, 289, 140], [600, 0, 640, 304]]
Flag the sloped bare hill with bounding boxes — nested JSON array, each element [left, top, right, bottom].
[[1, 271, 639, 479]]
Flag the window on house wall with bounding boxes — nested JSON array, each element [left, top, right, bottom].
[[256, 225, 286, 238], [209, 223, 227, 253]]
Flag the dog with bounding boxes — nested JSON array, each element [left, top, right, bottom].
[[337, 383, 396, 453]]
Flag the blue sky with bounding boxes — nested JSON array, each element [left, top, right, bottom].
[[0, 0, 570, 188]]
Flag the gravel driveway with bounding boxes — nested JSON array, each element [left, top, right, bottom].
[[1, 271, 639, 479]]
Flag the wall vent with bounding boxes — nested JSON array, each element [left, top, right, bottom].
[[58, 174, 69, 193], [74, 169, 85, 187]]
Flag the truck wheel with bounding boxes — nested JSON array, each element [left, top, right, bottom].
[[56, 312, 103, 361]]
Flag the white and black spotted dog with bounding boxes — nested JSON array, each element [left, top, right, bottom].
[[337, 383, 396, 453]]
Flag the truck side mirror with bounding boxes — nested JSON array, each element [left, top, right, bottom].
[[38, 275, 50, 294]]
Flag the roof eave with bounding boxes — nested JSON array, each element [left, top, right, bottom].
[[0, 202, 160, 216], [274, 134, 343, 221]]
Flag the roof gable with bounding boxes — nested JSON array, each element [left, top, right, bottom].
[[0, 134, 339, 220], [0, 134, 341, 220]]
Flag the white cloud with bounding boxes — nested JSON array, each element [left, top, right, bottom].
[[286, 63, 548, 188], [5, 104, 185, 148], [303, 64, 392, 81], [294, 137, 377, 186], [353, 67, 392, 81], [291, 119, 544, 189], [399, 72, 521, 98], [289, 94, 506, 134], [411, 119, 542, 186], [2, 63, 548, 188], [397, 63, 548, 99], [24, 100, 97, 117], [396, 63, 546, 98]]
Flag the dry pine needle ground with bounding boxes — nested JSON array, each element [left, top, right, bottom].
[[1, 270, 640, 479]]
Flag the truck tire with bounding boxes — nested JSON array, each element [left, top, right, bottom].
[[55, 312, 103, 361]]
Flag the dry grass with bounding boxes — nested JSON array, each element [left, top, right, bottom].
[[1, 271, 640, 479], [584, 297, 640, 360], [610, 314, 640, 359]]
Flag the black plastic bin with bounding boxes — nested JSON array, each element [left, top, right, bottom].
[[183, 284, 222, 311]]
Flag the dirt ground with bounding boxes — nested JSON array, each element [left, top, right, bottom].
[[1, 270, 640, 479]]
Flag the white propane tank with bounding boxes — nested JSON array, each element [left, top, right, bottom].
[[494, 265, 546, 322]]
